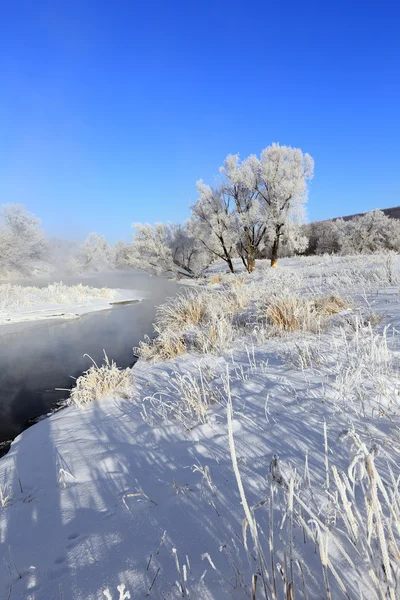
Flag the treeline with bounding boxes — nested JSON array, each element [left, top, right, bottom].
[[304, 209, 400, 255], [2, 143, 399, 279], [0, 204, 126, 277]]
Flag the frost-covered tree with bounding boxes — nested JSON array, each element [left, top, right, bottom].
[[337, 210, 400, 254], [343, 211, 400, 253], [114, 240, 131, 268], [169, 222, 210, 276], [71, 233, 116, 272], [127, 221, 209, 277], [191, 144, 313, 271], [311, 220, 342, 255], [279, 221, 309, 257], [220, 154, 268, 272], [253, 143, 314, 267], [305, 210, 400, 256], [190, 181, 238, 273], [0, 204, 47, 275]]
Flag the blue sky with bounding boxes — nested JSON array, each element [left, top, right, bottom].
[[1, 0, 399, 242]]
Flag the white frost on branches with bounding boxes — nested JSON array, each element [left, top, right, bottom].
[[128, 221, 209, 278], [306, 209, 400, 256], [190, 144, 314, 270], [0, 204, 48, 276], [219, 154, 268, 272], [337, 209, 400, 254], [253, 143, 314, 266], [190, 181, 238, 273], [71, 233, 116, 273]]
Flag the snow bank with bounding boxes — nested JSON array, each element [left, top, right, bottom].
[[0, 255, 399, 599], [0, 282, 144, 326]]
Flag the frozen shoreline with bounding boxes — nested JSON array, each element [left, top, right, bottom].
[[0, 288, 144, 329]]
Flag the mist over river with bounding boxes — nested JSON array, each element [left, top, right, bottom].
[[0, 270, 181, 452]]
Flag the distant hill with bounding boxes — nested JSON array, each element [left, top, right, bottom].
[[339, 206, 400, 222], [315, 206, 400, 224]]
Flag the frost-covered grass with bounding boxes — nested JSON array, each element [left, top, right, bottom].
[[1, 254, 400, 599], [263, 293, 350, 332], [136, 270, 353, 360], [0, 281, 116, 313], [68, 352, 132, 408]]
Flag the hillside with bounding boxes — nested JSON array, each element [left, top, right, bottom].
[[317, 205, 400, 224]]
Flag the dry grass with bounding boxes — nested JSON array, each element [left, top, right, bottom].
[[141, 364, 221, 429], [139, 289, 246, 361], [314, 294, 351, 314], [220, 288, 252, 313], [208, 273, 224, 285], [136, 332, 187, 361], [193, 317, 236, 354], [265, 293, 349, 332], [69, 352, 132, 407], [221, 274, 248, 288], [266, 295, 320, 332], [0, 281, 116, 313], [156, 291, 209, 331]]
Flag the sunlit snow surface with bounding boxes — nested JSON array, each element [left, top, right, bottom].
[[1, 255, 400, 599]]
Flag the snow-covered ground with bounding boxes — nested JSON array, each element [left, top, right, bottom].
[[1, 254, 400, 599], [0, 282, 144, 326]]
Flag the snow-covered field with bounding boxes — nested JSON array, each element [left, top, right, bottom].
[[0, 282, 144, 326], [1, 254, 400, 599]]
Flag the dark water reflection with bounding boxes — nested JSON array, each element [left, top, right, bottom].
[[0, 270, 181, 449]]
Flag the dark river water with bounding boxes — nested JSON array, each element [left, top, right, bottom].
[[0, 271, 181, 452]]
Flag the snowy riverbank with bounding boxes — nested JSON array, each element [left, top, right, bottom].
[[0, 282, 144, 327], [1, 255, 400, 599]]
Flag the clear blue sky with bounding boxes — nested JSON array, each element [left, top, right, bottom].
[[1, 0, 399, 242]]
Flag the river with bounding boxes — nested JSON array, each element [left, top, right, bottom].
[[0, 270, 181, 454]]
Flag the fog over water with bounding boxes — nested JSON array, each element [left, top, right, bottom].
[[0, 270, 181, 448]]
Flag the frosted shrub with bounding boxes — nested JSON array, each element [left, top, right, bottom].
[[138, 287, 249, 361], [221, 287, 252, 313], [155, 288, 249, 333], [156, 290, 210, 331], [193, 316, 236, 354], [314, 294, 350, 314], [219, 273, 248, 288], [69, 352, 132, 408], [137, 317, 237, 361], [208, 273, 224, 285], [381, 250, 398, 283], [252, 268, 304, 302], [136, 331, 187, 361], [260, 293, 350, 333], [265, 295, 320, 332]]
